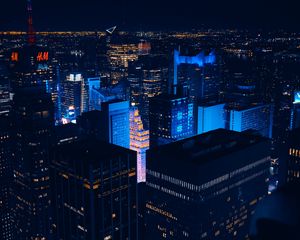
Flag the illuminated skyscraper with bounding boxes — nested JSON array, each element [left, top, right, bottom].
[[88, 81, 129, 111], [128, 65, 142, 107], [130, 107, 149, 183], [128, 55, 168, 128], [197, 102, 226, 134], [173, 49, 218, 101], [12, 87, 54, 240], [149, 94, 195, 147], [145, 129, 270, 239], [0, 86, 11, 116], [229, 103, 274, 138], [99, 100, 130, 149], [9, 46, 53, 90], [106, 42, 139, 85], [287, 128, 300, 183], [290, 91, 300, 130], [108, 43, 139, 69], [62, 73, 85, 121], [88, 77, 101, 110], [51, 139, 137, 240]]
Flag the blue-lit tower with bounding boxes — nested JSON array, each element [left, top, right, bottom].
[[149, 94, 195, 147], [61, 73, 85, 123], [290, 91, 300, 130], [197, 102, 227, 134], [229, 103, 274, 138], [172, 49, 217, 101], [99, 100, 130, 149]]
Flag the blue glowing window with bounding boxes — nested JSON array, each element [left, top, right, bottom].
[[176, 125, 183, 133], [177, 111, 183, 120]]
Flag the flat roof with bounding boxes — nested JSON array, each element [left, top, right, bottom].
[[148, 129, 267, 166]]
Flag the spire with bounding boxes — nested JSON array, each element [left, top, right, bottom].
[[27, 0, 35, 45]]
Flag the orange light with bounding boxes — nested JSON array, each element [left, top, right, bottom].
[[11, 52, 18, 61], [37, 51, 49, 61]]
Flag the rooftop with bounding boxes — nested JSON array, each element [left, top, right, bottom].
[[149, 129, 267, 166]]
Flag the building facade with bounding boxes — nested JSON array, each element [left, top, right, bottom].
[[51, 139, 138, 240], [145, 129, 270, 239], [12, 87, 54, 240], [130, 107, 149, 183], [149, 94, 194, 147]]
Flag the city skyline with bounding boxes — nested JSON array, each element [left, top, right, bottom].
[[1, 0, 300, 239]]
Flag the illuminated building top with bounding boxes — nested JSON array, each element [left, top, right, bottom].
[[130, 107, 149, 182], [294, 91, 300, 104], [173, 49, 216, 94]]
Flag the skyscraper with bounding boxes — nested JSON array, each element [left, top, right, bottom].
[[62, 73, 85, 121], [50, 139, 137, 240], [88, 77, 101, 110], [0, 116, 14, 240], [145, 129, 270, 239], [130, 107, 149, 183], [149, 94, 194, 147], [197, 102, 226, 134], [172, 49, 217, 100], [128, 55, 169, 128], [99, 100, 130, 149], [0, 86, 11, 116], [290, 91, 300, 130], [286, 128, 300, 183], [9, 46, 53, 91], [228, 103, 274, 138], [12, 87, 54, 239]]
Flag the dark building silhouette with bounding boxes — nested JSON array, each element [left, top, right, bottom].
[[12, 87, 54, 239], [250, 182, 300, 240], [0, 116, 14, 240], [78, 99, 130, 149], [286, 128, 300, 183], [145, 129, 270, 239], [50, 139, 138, 240]]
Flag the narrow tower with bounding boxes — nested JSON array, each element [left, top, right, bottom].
[[27, 0, 35, 45]]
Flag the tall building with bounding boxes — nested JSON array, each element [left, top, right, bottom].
[[78, 99, 130, 150], [99, 100, 130, 149], [197, 102, 226, 134], [228, 103, 274, 138], [130, 107, 149, 183], [9, 46, 54, 90], [145, 129, 270, 239], [149, 94, 194, 147], [50, 139, 137, 240], [286, 128, 300, 183], [62, 73, 85, 121], [88, 82, 128, 111], [88, 77, 101, 110], [12, 87, 54, 239], [0, 116, 14, 240], [290, 91, 300, 130], [0, 85, 11, 116], [173, 49, 217, 100], [100, 100, 130, 148], [128, 55, 169, 128]]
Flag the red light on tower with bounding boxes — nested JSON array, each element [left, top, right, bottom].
[[27, 0, 35, 45]]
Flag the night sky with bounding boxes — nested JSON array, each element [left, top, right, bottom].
[[0, 0, 298, 31]]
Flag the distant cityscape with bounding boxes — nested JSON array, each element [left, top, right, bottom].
[[1, 1, 300, 240]]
